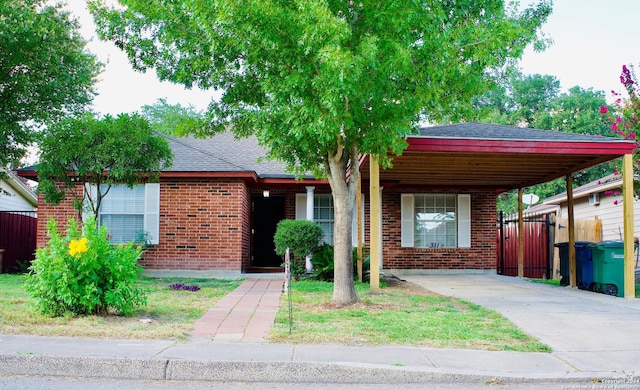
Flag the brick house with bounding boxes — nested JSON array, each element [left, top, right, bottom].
[[20, 123, 636, 278]]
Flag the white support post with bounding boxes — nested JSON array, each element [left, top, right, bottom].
[[305, 186, 315, 272]]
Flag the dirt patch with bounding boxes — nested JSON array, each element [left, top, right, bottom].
[[381, 276, 442, 297]]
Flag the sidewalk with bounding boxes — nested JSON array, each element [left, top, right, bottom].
[[1, 275, 639, 386], [192, 278, 282, 342]]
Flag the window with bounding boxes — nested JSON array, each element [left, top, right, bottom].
[[401, 194, 470, 248], [295, 192, 364, 247], [86, 183, 160, 245], [99, 185, 145, 244], [414, 194, 457, 248], [314, 194, 334, 245]]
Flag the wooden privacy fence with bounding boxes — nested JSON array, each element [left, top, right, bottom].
[[0, 211, 37, 273], [551, 216, 602, 280]]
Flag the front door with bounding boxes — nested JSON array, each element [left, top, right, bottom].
[[251, 195, 285, 268]]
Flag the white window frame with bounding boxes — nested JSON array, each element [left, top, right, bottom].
[[295, 193, 365, 247], [314, 194, 334, 245], [401, 193, 471, 248], [85, 183, 160, 245]]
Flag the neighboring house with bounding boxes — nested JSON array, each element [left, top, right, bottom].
[[18, 123, 636, 278], [0, 170, 37, 272], [538, 173, 640, 241], [0, 170, 37, 211]]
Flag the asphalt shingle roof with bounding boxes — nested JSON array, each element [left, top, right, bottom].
[[163, 132, 292, 177], [417, 122, 629, 143]]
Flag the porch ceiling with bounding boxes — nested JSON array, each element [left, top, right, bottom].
[[358, 123, 636, 193]]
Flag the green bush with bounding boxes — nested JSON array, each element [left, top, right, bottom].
[[310, 246, 371, 282], [311, 244, 334, 281], [25, 217, 147, 316], [274, 219, 323, 280]]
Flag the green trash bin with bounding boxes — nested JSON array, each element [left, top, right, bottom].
[[589, 241, 625, 297]]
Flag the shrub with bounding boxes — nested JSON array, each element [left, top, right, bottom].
[[311, 244, 334, 281], [273, 219, 323, 280], [25, 217, 147, 316], [311, 246, 371, 282]]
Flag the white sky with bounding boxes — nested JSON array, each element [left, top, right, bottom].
[[66, 1, 640, 116], [519, 0, 640, 99]]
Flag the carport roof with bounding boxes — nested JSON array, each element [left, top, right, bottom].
[[359, 122, 636, 193]]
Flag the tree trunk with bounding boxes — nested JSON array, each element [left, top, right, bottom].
[[326, 145, 359, 306]]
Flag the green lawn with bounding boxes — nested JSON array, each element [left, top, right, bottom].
[[271, 280, 551, 352], [0, 274, 239, 341], [2, 273, 553, 351]]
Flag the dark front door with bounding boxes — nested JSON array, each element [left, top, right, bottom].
[[251, 195, 285, 268]]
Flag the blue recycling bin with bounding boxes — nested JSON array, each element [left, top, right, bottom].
[[554, 241, 594, 288], [574, 242, 594, 290]]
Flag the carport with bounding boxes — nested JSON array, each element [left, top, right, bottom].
[[359, 123, 637, 297]]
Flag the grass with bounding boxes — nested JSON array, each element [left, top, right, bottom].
[[0, 274, 239, 341], [0, 274, 554, 351], [271, 280, 551, 352], [527, 278, 561, 286]]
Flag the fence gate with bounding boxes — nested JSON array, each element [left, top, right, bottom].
[[497, 211, 554, 279], [0, 211, 37, 273]]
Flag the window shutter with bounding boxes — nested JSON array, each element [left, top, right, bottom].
[[351, 193, 365, 247], [295, 193, 307, 220], [400, 194, 414, 247], [457, 194, 471, 248], [144, 183, 160, 245]]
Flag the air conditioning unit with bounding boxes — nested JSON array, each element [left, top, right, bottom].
[[589, 193, 600, 206]]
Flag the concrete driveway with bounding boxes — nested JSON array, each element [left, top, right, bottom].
[[402, 273, 640, 373]]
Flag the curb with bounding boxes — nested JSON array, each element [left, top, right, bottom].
[[0, 354, 625, 385]]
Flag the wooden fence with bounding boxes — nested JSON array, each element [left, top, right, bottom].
[[0, 211, 37, 273], [551, 216, 602, 280]]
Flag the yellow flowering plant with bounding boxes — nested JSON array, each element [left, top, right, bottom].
[[25, 216, 146, 316], [68, 237, 88, 257]]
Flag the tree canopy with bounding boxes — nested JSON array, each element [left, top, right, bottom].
[[471, 72, 618, 213], [90, 0, 552, 305], [37, 113, 173, 221], [0, 0, 102, 167], [140, 98, 205, 136]]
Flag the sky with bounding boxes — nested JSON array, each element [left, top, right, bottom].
[[66, 1, 640, 116]]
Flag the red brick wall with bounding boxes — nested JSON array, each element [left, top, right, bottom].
[[36, 184, 83, 248], [141, 178, 248, 271], [35, 181, 497, 272], [380, 189, 496, 270]]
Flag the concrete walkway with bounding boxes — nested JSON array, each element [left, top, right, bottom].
[[3, 273, 640, 386]]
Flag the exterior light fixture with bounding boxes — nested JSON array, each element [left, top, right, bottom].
[[263, 189, 270, 198]]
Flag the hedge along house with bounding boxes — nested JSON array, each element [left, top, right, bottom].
[[21, 123, 637, 294]]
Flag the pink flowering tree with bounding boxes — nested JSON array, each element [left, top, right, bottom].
[[600, 64, 640, 201]]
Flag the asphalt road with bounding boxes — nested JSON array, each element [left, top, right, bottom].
[[0, 375, 613, 390]]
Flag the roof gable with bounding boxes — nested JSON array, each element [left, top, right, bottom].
[[0, 169, 37, 208]]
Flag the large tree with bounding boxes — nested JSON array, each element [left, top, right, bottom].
[[0, 0, 102, 167], [140, 98, 205, 136], [90, 0, 551, 305], [473, 74, 617, 214], [37, 113, 173, 223]]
